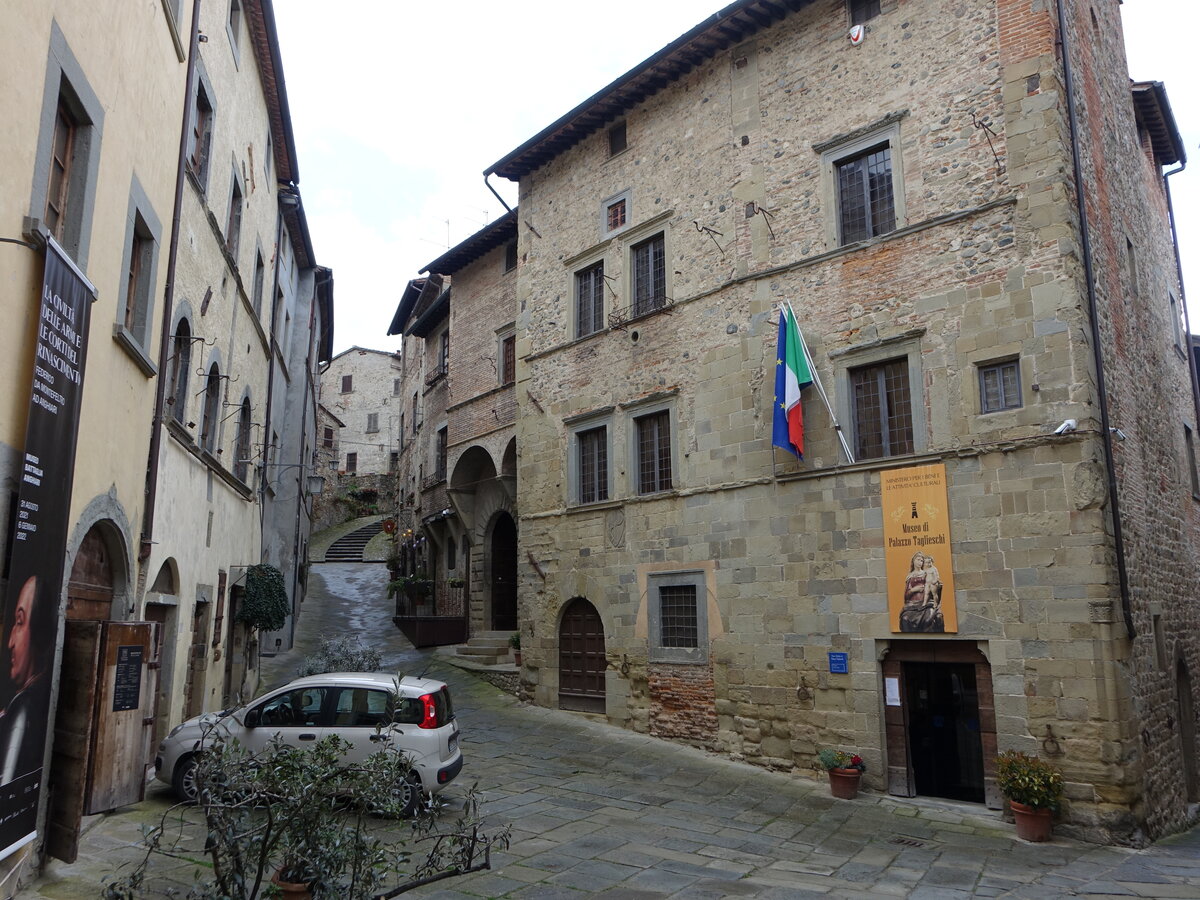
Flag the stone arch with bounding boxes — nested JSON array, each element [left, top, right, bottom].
[[451, 445, 497, 492], [65, 491, 135, 620], [148, 558, 179, 595], [501, 437, 516, 478]]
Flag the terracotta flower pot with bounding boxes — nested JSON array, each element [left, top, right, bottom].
[[828, 767, 861, 800], [1010, 800, 1053, 842], [271, 871, 313, 899]]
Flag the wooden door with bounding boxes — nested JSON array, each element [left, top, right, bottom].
[[558, 598, 606, 713], [184, 601, 211, 718], [490, 514, 518, 630], [143, 603, 175, 751], [87, 622, 157, 813], [47, 621, 102, 863]]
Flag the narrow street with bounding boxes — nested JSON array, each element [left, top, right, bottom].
[[23, 562, 1200, 899]]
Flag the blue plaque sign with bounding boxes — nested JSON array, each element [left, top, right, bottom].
[[828, 652, 849, 674]]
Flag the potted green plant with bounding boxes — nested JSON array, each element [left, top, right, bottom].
[[995, 750, 1063, 842], [509, 632, 522, 667], [816, 748, 866, 799]]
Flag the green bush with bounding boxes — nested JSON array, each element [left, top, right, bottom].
[[296, 637, 382, 677], [995, 750, 1064, 810]]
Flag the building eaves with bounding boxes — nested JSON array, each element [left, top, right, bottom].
[[408, 286, 450, 339], [422, 209, 518, 276], [315, 267, 334, 363], [1131, 81, 1186, 167], [246, 0, 300, 185], [484, 0, 813, 181], [328, 345, 401, 364], [388, 275, 443, 337]]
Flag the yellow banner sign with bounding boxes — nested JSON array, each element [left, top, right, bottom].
[[881, 463, 956, 634]]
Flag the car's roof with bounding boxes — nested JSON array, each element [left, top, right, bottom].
[[277, 672, 447, 694]]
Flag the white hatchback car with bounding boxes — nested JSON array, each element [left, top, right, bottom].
[[155, 672, 462, 814]]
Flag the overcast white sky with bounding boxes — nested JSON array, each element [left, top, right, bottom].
[[272, 1, 1199, 354]]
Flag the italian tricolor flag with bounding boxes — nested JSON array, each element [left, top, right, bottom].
[[772, 304, 813, 458]]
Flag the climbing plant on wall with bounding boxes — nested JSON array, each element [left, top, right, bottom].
[[237, 563, 289, 632]]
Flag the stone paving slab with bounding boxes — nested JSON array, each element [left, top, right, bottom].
[[18, 562, 1200, 899]]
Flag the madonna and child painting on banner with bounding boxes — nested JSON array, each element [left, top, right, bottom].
[[881, 463, 957, 634]]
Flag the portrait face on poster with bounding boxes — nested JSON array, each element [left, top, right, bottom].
[[881, 463, 957, 634]]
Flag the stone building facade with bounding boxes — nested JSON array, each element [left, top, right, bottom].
[[320, 346, 403, 476], [486, 0, 1199, 844]]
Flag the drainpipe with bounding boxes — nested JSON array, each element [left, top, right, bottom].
[[484, 174, 512, 213], [1056, 0, 1135, 639], [142, 0, 203, 571]]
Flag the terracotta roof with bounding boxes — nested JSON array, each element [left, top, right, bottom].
[[485, 0, 813, 180], [245, 0, 299, 185]]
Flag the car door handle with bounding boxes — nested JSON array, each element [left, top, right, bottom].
[[298, 733, 317, 741]]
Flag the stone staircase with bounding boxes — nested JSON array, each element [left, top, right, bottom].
[[455, 631, 515, 666], [323, 519, 384, 562]]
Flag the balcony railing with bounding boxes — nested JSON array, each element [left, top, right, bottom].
[[608, 294, 674, 329], [424, 366, 447, 388], [393, 580, 465, 618]]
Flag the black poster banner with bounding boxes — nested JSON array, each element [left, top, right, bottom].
[[0, 238, 93, 860], [112, 646, 144, 712]]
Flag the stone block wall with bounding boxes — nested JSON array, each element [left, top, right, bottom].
[[320, 347, 402, 475], [508, 0, 1199, 843]]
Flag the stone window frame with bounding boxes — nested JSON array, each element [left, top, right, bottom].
[[113, 174, 163, 376], [600, 188, 632, 239], [225, 162, 244, 262], [226, 0, 243, 67], [622, 395, 678, 497], [566, 242, 610, 340], [167, 311, 194, 423], [976, 356, 1022, 414], [816, 113, 906, 250], [620, 211, 675, 321], [186, 63, 216, 193], [647, 569, 709, 664], [29, 22, 105, 268], [565, 409, 614, 507], [832, 333, 925, 462]]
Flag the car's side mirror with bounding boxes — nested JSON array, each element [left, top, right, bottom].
[[244, 708, 260, 728]]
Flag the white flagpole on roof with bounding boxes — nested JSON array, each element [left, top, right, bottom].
[[785, 300, 855, 465]]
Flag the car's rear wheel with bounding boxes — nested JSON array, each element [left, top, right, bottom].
[[172, 755, 199, 804], [372, 771, 421, 818]]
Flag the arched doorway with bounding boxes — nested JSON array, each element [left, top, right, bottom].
[[558, 598, 606, 713], [490, 513, 517, 630], [67, 527, 116, 621], [1178, 660, 1199, 803]]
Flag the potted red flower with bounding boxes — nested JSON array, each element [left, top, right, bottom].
[[817, 749, 866, 799]]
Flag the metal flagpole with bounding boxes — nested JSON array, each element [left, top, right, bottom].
[[785, 300, 855, 465]]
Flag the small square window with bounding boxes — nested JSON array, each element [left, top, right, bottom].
[[345, 452, 357, 474], [608, 121, 627, 156], [322, 426, 334, 449], [504, 239, 518, 272], [849, 0, 881, 25], [836, 144, 895, 244], [607, 199, 626, 232], [341, 374, 353, 393], [366, 413, 379, 433], [978, 359, 1022, 413]]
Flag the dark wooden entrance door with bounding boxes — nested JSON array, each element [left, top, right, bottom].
[[902, 661, 985, 803], [558, 598, 606, 713], [490, 513, 517, 631]]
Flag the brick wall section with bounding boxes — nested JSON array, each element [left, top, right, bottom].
[[648, 664, 718, 749], [509, 0, 1199, 843]]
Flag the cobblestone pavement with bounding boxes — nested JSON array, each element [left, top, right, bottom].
[[20, 563, 1200, 899]]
